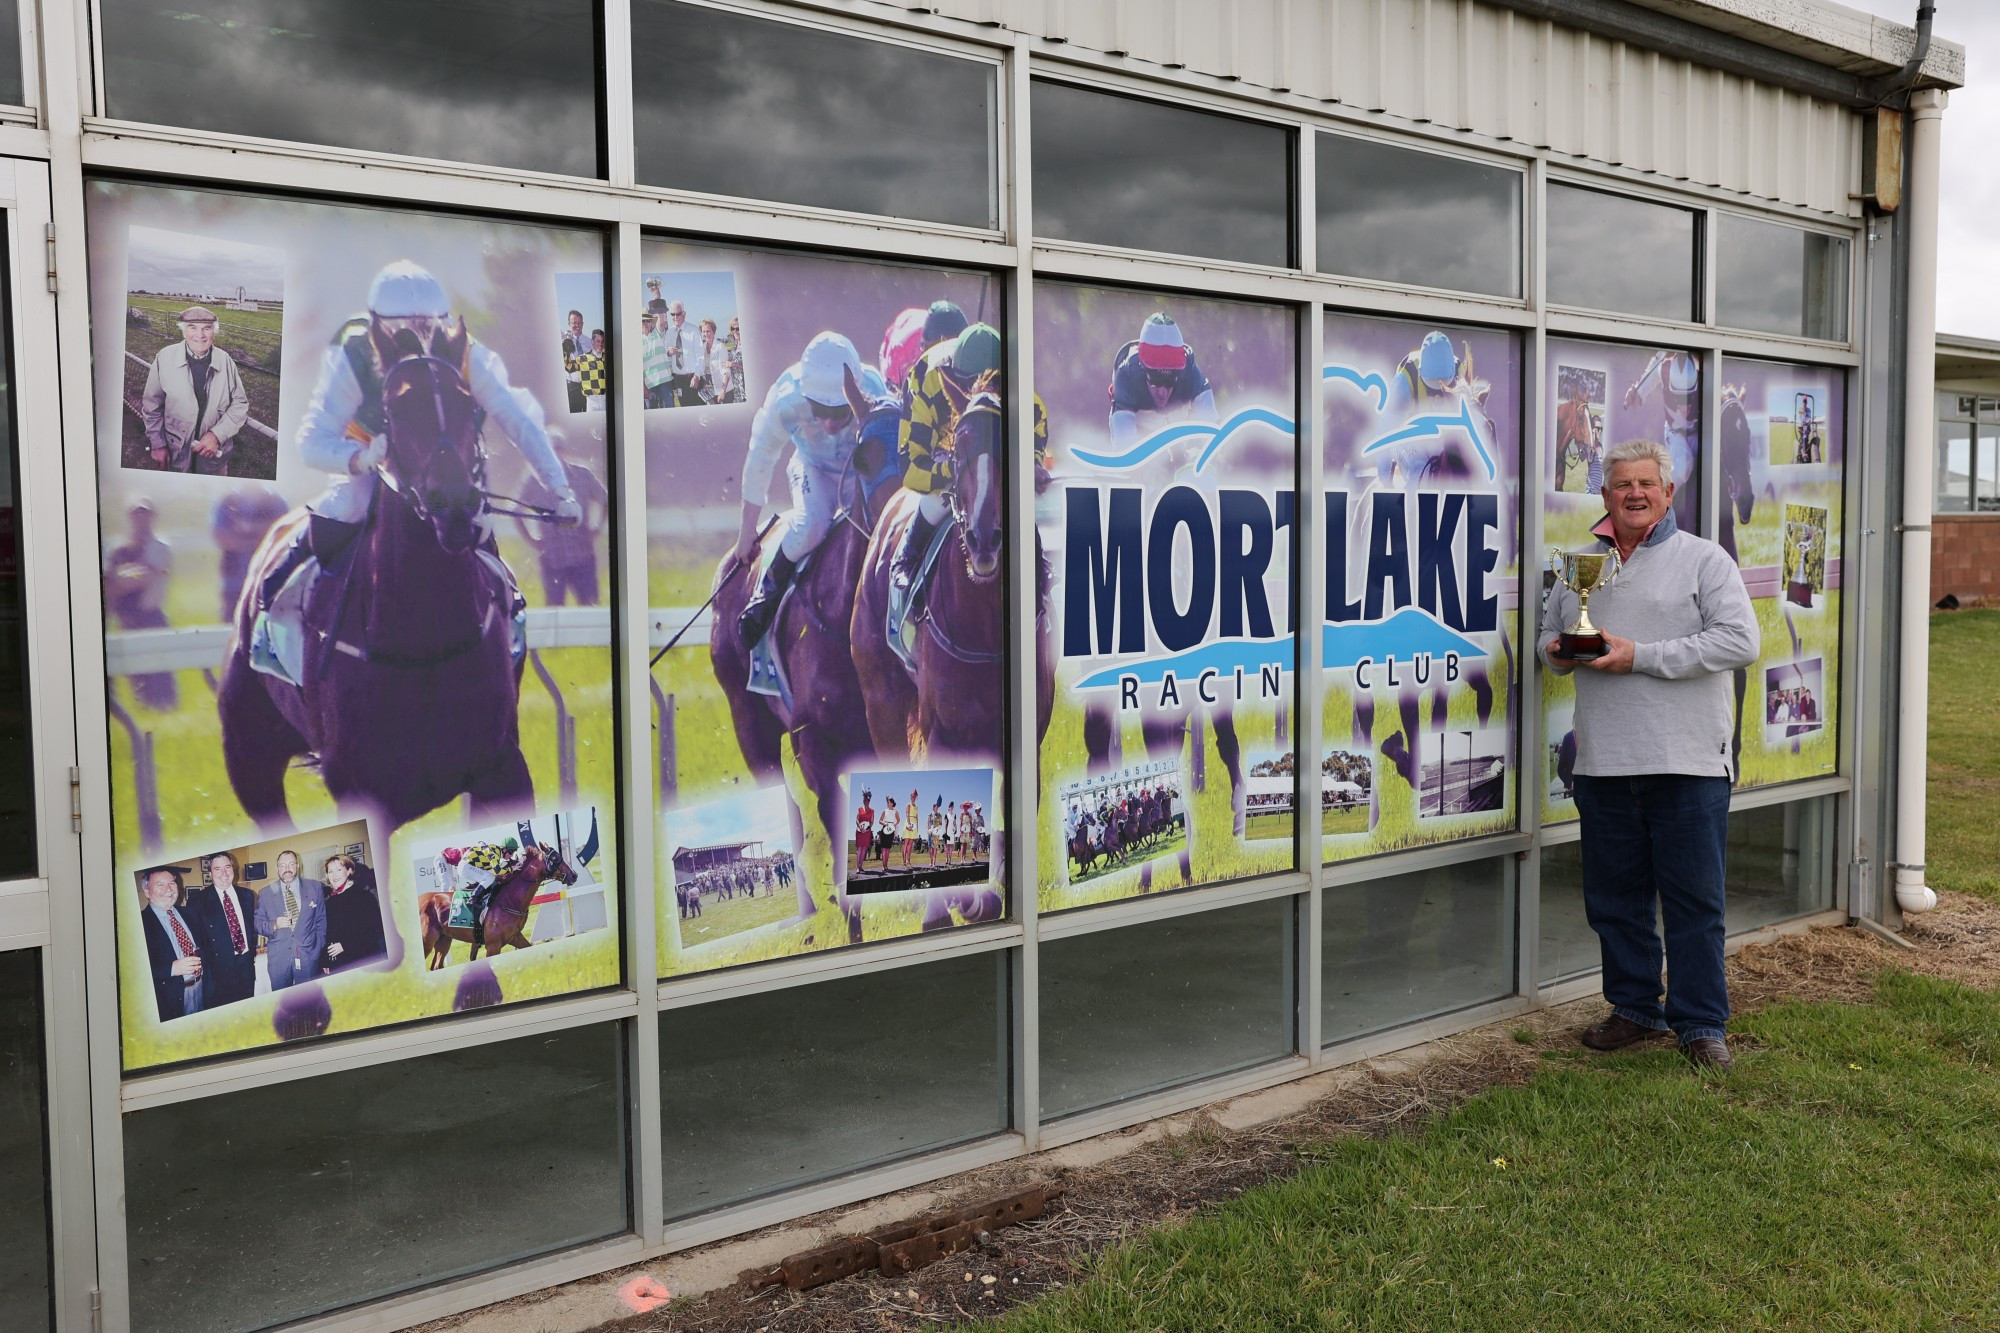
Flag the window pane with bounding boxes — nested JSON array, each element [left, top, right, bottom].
[[1546, 184, 1699, 321], [1032, 80, 1291, 266], [1936, 424, 1972, 512], [633, 3, 995, 227], [127, 1024, 627, 1333], [1538, 842, 1596, 984], [1323, 858, 1513, 1042], [1716, 214, 1849, 341], [0, 1, 21, 107], [0, 951, 50, 1333], [1721, 358, 1843, 792], [1316, 135, 1522, 297], [1035, 281, 1298, 909], [99, 0, 601, 177], [1041, 899, 1294, 1119], [0, 229, 31, 879], [1727, 799, 1834, 931], [661, 953, 1007, 1219]]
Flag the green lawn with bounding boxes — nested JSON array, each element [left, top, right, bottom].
[[1000, 970, 2000, 1332], [1928, 609, 2000, 901]]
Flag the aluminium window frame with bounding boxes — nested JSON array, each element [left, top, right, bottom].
[[25, 2, 1887, 1329]]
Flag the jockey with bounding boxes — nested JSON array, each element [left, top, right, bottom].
[[734, 331, 890, 646], [265, 260, 581, 595], [890, 322, 1049, 605], [459, 838, 520, 941], [1107, 312, 1217, 453], [881, 300, 968, 399], [1623, 349, 1701, 502], [1378, 330, 1466, 487]]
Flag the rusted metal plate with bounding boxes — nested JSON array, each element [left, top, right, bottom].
[[743, 1238, 879, 1291], [878, 1219, 981, 1276]]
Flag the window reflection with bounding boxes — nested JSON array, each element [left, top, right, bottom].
[[0, 0, 20, 107], [100, 0, 602, 177], [1546, 184, 1700, 322], [1323, 858, 1514, 1042], [0, 951, 50, 1333], [1716, 214, 1849, 341], [633, 2, 996, 227], [1316, 134, 1522, 297], [1032, 80, 1291, 266], [0, 237, 28, 879]]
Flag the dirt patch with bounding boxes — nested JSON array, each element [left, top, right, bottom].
[[448, 897, 2000, 1333]]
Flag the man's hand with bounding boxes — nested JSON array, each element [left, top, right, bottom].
[[553, 491, 584, 527], [349, 433, 389, 476], [732, 502, 764, 568], [327, 942, 344, 959], [274, 915, 291, 931], [171, 956, 201, 978], [1580, 631, 1637, 674], [149, 445, 168, 466], [193, 430, 222, 458]]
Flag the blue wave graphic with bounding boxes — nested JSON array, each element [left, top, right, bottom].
[[1069, 406, 1296, 475], [1321, 364, 1391, 411], [1360, 399, 1498, 482], [1071, 609, 1489, 691]]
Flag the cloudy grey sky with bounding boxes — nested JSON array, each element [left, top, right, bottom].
[[1841, 0, 1998, 339]]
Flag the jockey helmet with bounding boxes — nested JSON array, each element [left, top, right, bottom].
[[1418, 331, 1456, 384], [923, 299, 968, 346], [798, 331, 863, 407], [950, 323, 1001, 383], [1665, 352, 1699, 397], [1135, 313, 1188, 371], [442, 847, 462, 865], [368, 261, 450, 320], [501, 837, 519, 854]]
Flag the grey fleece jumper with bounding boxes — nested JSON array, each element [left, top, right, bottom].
[[1539, 512, 1760, 780]]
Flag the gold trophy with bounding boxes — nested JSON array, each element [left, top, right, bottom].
[[1548, 547, 1622, 661]]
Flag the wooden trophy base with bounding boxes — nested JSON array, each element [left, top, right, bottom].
[[1556, 631, 1607, 662]]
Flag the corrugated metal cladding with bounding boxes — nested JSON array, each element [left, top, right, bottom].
[[930, 0, 1865, 218]]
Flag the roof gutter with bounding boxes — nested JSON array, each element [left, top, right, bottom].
[[1482, 0, 1901, 108], [1868, 1, 1937, 105]]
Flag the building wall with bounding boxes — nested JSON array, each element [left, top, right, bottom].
[[927, 0, 1869, 216], [1932, 517, 2000, 604]]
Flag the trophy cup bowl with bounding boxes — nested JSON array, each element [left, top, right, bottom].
[[1549, 547, 1622, 661]]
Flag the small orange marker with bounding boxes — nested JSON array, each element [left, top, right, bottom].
[[618, 1275, 673, 1314]]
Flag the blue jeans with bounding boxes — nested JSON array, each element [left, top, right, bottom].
[[1573, 773, 1732, 1044]]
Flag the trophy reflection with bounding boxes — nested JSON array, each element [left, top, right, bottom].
[[1548, 547, 1623, 661]]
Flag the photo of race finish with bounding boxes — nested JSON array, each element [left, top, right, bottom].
[[843, 767, 993, 895], [646, 240, 1029, 975], [1059, 760, 1188, 890], [408, 808, 606, 973], [664, 785, 800, 950], [1036, 282, 1298, 907], [1418, 723, 1508, 819], [88, 182, 622, 1070], [119, 226, 284, 478], [1241, 750, 1375, 842], [1322, 312, 1520, 860]]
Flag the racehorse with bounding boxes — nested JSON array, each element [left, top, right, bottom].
[[218, 321, 532, 832], [418, 841, 576, 968], [1554, 393, 1594, 491], [852, 371, 1054, 764], [709, 365, 905, 936], [1718, 384, 1758, 769]]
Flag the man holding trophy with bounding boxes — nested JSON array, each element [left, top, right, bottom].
[[1541, 439, 1759, 1070]]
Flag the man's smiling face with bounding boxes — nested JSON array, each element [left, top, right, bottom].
[[1601, 458, 1673, 545]]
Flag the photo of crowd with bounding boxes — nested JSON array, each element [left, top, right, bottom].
[[638, 271, 744, 409], [134, 818, 383, 1024], [119, 227, 284, 479], [843, 767, 994, 895], [1765, 659, 1825, 742], [664, 785, 803, 950], [1060, 761, 1188, 889]]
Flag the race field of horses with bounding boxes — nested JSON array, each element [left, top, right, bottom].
[[119, 296, 284, 476]]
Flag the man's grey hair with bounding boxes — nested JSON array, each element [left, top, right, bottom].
[[1601, 438, 1674, 485]]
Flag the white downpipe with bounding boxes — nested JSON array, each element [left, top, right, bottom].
[[1896, 88, 1947, 915]]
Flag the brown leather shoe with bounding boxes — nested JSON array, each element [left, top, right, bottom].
[[1580, 1014, 1670, 1051], [1681, 1036, 1734, 1071]]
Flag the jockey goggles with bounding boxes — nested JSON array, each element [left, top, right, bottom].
[[808, 399, 854, 426], [378, 314, 447, 354], [1143, 366, 1181, 388]]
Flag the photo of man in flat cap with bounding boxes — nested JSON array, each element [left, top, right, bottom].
[[138, 305, 250, 476]]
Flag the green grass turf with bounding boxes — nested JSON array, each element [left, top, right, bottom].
[[675, 884, 797, 946], [1927, 609, 2000, 901], [999, 969, 2000, 1332]]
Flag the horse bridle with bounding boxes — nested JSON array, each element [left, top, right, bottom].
[[377, 356, 484, 526], [943, 393, 1003, 535]]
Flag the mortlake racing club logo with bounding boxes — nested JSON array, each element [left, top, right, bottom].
[[1059, 366, 1503, 711]]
